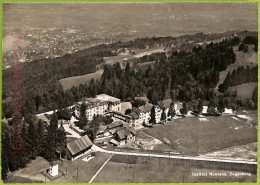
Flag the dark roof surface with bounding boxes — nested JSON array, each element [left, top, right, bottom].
[[132, 107, 142, 116], [158, 99, 172, 109], [107, 121, 123, 129], [139, 104, 153, 113], [117, 129, 131, 140], [130, 112, 139, 119], [67, 135, 93, 155]]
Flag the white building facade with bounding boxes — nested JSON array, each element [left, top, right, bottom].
[[76, 94, 121, 121]]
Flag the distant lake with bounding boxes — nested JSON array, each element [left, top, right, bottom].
[[3, 35, 30, 51]]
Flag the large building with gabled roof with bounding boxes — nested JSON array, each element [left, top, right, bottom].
[[67, 135, 93, 160]]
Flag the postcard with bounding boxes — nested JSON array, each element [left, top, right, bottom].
[[1, 1, 258, 183]]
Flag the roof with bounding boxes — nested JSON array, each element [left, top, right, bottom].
[[107, 121, 123, 129], [120, 102, 132, 113], [128, 127, 137, 135], [130, 112, 139, 119], [98, 125, 107, 132], [116, 129, 131, 140], [110, 139, 120, 146], [67, 135, 93, 155], [96, 94, 120, 103], [175, 102, 183, 106], [135, 97, 149, 102], [158, 99, 172, 109], [132, 107, 141, 115], [139, 104, 153, 113]]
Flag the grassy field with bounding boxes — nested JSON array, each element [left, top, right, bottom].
[[218, 45, 257, 86], [103, 55, 134, 65], [59, 69, 103, 90], [6, 153, 113, 183], [144, 115, 257, 156], [199, 142, 257, 162], [229, 82, 257, 99], [93, 155, 256, 183], [59, 47, 165, 90]]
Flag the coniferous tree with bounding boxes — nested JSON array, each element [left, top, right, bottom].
[[218, 96, 225, 114], [181, 102, 188, 115], [77, 102, 88, 129], [198, 99, 203, 114], [252, 86, 258, 109], [161, 108, 166, 123], [149, 105, 156, 124]]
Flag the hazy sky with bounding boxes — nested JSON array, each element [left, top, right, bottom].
[[3, 3, 258, 37]]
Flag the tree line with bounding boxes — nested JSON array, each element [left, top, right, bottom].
[[1, 112, 66, 180], [218, 65, 258, 93]]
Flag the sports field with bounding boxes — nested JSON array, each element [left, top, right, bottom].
[[144, 115, 257, 156]]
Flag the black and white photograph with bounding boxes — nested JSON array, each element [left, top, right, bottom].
[[1, 2, 258, 183]]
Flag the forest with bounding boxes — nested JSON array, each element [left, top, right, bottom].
[[2, 32, 257, 118]]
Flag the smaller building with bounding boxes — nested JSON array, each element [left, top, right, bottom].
[[107, 121, 123, 130], [114, 127, 137, 145], [97, 125, 108, 137], [46, 162, 59, 177]]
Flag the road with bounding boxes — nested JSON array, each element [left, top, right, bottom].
[[91, 145, 257, 165]]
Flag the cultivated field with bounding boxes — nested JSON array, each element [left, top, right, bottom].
[[218, 45, 257, 86], [59, 70, 103, 90], [144, 115, 257, 156], [93, 155, 256, 183], [229, 82, 257, 99]]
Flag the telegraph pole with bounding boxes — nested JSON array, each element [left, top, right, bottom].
[[77, 166, 78, 178]]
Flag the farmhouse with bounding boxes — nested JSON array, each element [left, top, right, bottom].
[[107, 121, 124, 135], [114, 127, 137, 144], [138, 103, 153, 125], [129, 111, 141, 127], [96, 125, 108, 137], [107, 121, 123, 130], [67, 135, 93, 160]]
